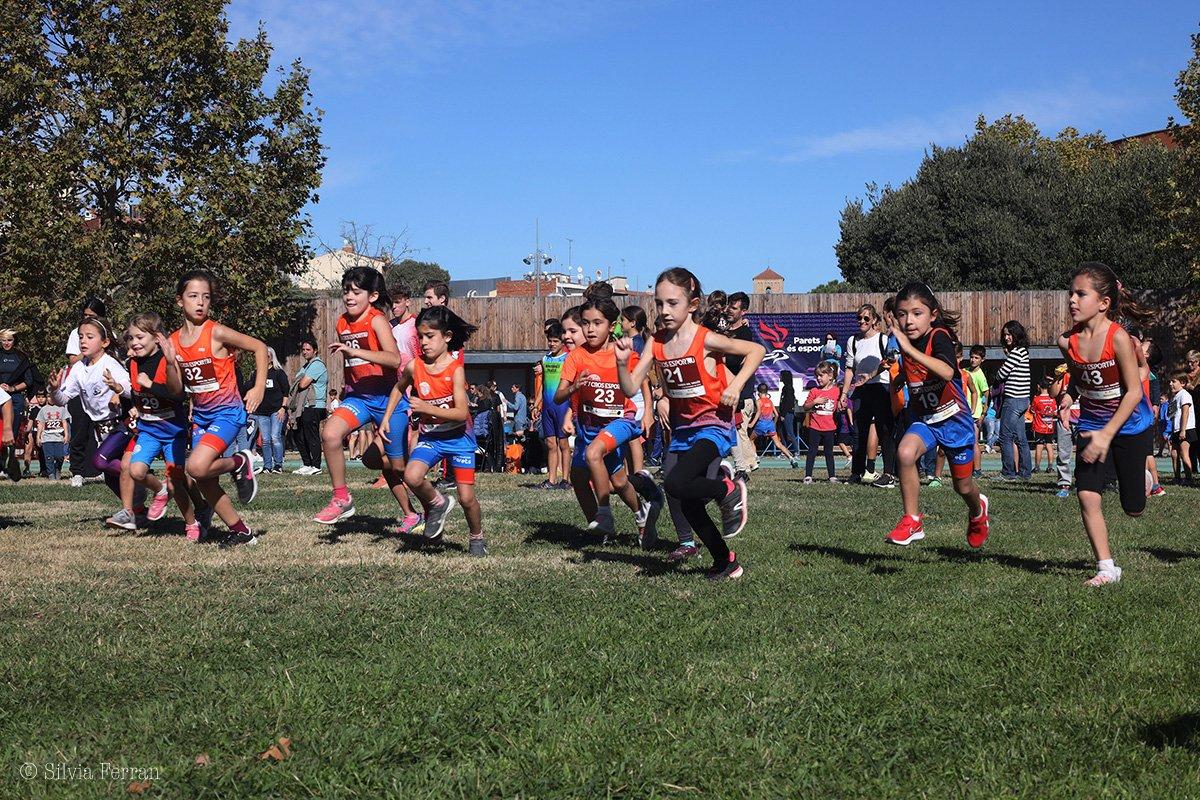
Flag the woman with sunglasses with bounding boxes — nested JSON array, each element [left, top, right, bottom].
[[1186, 350, 1200, 394], [839, 304, 897, 487]]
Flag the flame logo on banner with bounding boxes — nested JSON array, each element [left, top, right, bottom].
[[757, 320, 792, 364], [757, 320, 789, 350]]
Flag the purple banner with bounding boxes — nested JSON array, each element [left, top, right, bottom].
[[744, 312, 860, 390]]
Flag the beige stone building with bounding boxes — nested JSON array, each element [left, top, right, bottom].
[[294, 243, 386, 291], [752, 267, 784, 294]]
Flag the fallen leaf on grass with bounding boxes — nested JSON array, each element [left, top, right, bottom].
[[194, 753, 210, 767], [127, 781, 152, 794], [259, 737, 293, 762]]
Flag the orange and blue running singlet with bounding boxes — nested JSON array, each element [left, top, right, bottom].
[[561, 345, 642, 474], [332, 306, 410, 459], [408, 358, 477, 483], [653, 325, 736, 455], [170, 320, 247, 452], [1067, 322, 1152, 436]]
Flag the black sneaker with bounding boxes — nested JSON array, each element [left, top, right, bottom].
[[871, 473, 898, 489], [218, 530, 258, 549], [706, 551, 744, 581], [848, 474, 863, 484], [3, 447, 21, 482], [423, 493, 457, 540], [229, 449, 258, 504], [469, 538, 489, 557], [717, 464, 748, 539], [195, 504, 215, 540]]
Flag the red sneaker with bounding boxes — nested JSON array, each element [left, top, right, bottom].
[[967, 493, 990, 549], [886, 514, 925, 546]]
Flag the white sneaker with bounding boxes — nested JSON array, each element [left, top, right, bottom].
[[587, 507, 616, 536], [70, 475, 84, 488], [1084, 567, 1122, 587], [292, 466, 311, 474], [862, 470, 880, 482]]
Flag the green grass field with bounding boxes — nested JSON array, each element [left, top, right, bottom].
[[2, 465, 1200, 798]]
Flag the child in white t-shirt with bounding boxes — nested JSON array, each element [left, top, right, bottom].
[[1168, 374, 1195, 484]]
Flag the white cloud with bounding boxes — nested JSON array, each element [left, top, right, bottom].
[[226, 0, 647, 78], [776, 83, 1141, 162]]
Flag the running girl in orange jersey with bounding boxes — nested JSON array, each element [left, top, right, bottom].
[[1059, 262, 1156, 586], [883, 283, 988, 550], [616, 268, 764, 581], [118, 313, 204, 539], [555, 283, 662, 545], [170, 270, 268, 548], [313, 267, 417, 527], [380, 306, 486, 556]]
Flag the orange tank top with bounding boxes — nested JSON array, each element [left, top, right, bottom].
[[412, 357, 467, 435], [653, 325, 733, 431], [337, 306, 392, 395], [562, 345, 638, 430], [170, 320, 240, 410], [757, 396, 775, 420], [1067, 321, 1153, 434]]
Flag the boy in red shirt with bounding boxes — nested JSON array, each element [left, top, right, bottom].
[[798, 362, 841, 483], [1030, 377, 1058, 473], [748, 383, 798, 468]]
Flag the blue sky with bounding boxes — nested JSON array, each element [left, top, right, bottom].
[[227, 0, 1196, 293]]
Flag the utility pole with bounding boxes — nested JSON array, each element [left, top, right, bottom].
[[524, 219, 552, 324], [566, 237, 573, 271]]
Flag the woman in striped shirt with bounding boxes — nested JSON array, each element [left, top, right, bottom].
[[996, 320, 1032, 479]]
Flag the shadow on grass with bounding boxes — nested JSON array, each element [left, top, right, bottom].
[[788, 543, 905, 575], [525, 521, 588, 551], [133, 518, 188, 539], [575, 548, 684, 578], [788, 542, 1088, 577], [1139, 712, 1200, 752], [930, 546, 1089, 575], [316, 517, 467, 554], [527, 522, 684, 577], [1138, 546, 1200, 564], [0, 515, 30, 530]]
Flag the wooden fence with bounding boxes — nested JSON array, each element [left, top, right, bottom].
[[275, 290, 1195, 393]]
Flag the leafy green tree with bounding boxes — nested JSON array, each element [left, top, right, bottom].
[[384, 259, 451, 299], [0, 0, 324, 373], [836, 115, 1187, 291], [1166, 27, 1200, 289], [809, 278, 862, 293]]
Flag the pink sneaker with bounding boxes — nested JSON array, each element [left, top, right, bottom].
[[147, 487, 171, 522], [185, 522, 202, 543], [396, 513, 424, 535], [314, 496, 355, 525]]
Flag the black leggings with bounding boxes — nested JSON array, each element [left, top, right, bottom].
[[851, 383, 896, 477], [663, 440, 729, 565], [804, 428, 836, 478], [1074, 427, 1152, 515], [663, 450, 721, 542]]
